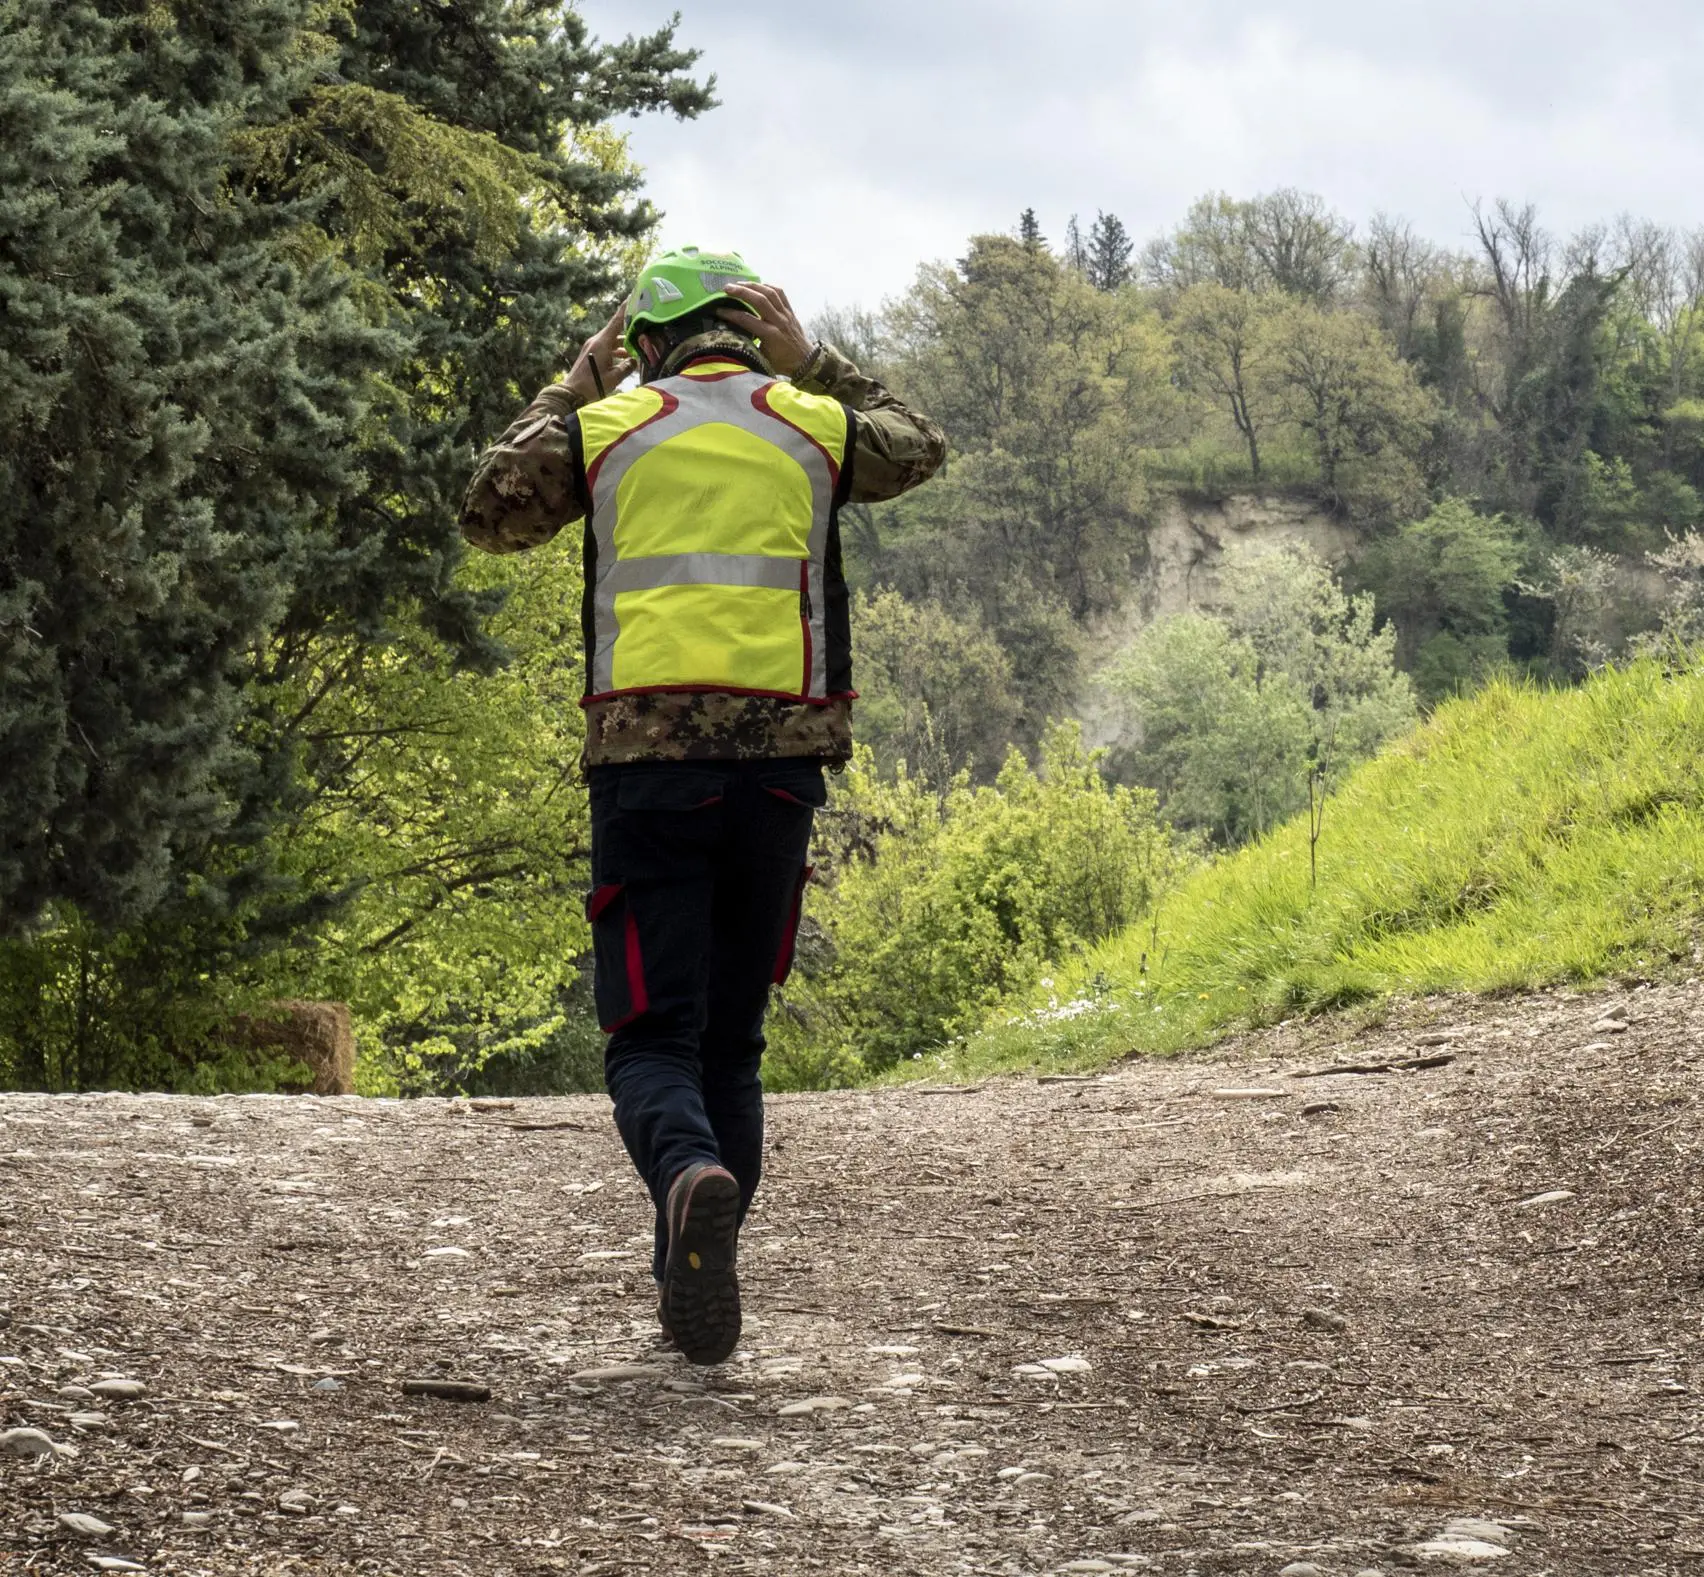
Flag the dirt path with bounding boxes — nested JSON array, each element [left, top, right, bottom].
[[3, 983, 1701, 1575]]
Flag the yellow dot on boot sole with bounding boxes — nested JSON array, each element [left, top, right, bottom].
[[688, 1252, 701, 1270]]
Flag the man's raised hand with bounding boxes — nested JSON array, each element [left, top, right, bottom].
[[565, 304, 634, 404], [720, 282, 812, 378]]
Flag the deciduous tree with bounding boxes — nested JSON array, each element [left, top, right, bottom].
[[1266, 299, 1433, 516], [1102, 544, 1414, 843], [1170, 283, 1281, 481], [884, 236, 1181, 623], [850, 590, 1020, 783], [1357, 498, 1524, 692]]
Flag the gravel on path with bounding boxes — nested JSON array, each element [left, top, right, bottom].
[[2, 982, 1701, 1575]]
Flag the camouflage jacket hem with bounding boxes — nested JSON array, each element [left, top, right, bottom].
[[582, 693, 853, 768]]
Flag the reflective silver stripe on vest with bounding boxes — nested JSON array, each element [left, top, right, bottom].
[[588, 371, 836, 697], [599, 552, 803, 595]]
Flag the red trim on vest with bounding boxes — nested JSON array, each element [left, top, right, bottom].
[[584, 388, 679, 493], [750, 383, 841, 488]]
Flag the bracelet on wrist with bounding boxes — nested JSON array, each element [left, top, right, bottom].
[[794, 341, 828, 385]]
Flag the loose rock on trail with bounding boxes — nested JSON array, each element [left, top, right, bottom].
[[2, 983, 1701, 1574]]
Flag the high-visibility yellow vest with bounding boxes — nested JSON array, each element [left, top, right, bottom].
[[576, 357, 855, 704]]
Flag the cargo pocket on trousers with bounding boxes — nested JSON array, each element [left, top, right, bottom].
[[771, 865, 814, 985], [759, 762, 828, 809], [587, 882, 648, 1031]]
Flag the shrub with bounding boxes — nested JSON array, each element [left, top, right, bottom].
[[1101, 541, 1415, 842], [768, 723, 1187, 1082]]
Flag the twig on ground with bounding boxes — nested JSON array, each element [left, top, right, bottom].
[[1292, 1053, 1456, 1078]]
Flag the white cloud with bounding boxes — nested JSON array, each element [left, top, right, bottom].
[[579, 0, 1704, 316]]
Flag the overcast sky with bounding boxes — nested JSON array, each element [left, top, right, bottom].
[[576, 0, 1704, 318]]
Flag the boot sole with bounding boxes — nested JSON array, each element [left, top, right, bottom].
[[662, 1167, 742, 1366]]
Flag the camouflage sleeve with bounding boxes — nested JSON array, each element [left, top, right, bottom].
[[796, 344, 946, 503], [458, 382, 587, 554]]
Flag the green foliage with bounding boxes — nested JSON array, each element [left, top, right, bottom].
[[840, 197, 1704, 814], [936, 657, 1704, 1082], [1514, 544, 1636, 679], [426, 996, 604, 1099], [850, 589, 1019, 783], [1169, 283, 1281, 481], [1265, 298, 1432, 520], [256, 545, 592, 1091], [1101, 543, 1416, 842], [1644, 531, 1704, 645], [1142, 189, 1357, 303], [875, 235, 1182, 623], [0, 543, 600, 1094], [1358, 499, 1525, 697], [1141, 436, 1320, 497], [0, 906, 282, 1094], [0, 0, 705, 934], [1085, 211, 1134, 291], [1465, 204, 1704, 548], [0, 0, 393, 928], [236, 81, 539, 268], [254, 0, 711, 668], [0, 0, 706, 1089], [1100, 613, 1300, 838], [1165, 283, 1431, 511], [768, 725, 1186, 1083], [850, 234, 1186, 762]]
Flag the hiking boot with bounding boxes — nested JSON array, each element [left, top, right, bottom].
[[660, 1163, 741, 1365]]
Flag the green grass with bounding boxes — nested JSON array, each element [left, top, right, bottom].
[[899, 657, 1704, 1082], [1143, 438, 1321, 497]]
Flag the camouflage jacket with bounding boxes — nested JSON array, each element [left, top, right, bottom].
[[459, 330, 946, 767]]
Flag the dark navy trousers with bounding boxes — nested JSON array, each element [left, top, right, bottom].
[[586, 757, 822, 1280]]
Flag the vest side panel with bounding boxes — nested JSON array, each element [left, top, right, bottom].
[[822, 407, 857, 697], [758, 382, 852, 474], [752, 382, 852, 700]]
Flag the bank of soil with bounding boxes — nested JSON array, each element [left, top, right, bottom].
[[2, 982, 1701, 1575]]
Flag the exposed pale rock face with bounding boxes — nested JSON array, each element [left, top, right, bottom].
[[1139, 494, 1361, 622], [1077, 492, 1355, 749]]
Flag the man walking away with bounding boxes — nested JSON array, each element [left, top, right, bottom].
[[459, 249, 945, 1363]]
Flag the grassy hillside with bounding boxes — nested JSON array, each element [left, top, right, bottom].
[[911, 656, 1704, 1081]]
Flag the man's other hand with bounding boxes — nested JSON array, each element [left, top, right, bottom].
[[565, 304, 635, 404], [720, 283, 811, 377]]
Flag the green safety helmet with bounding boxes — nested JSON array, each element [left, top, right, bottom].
[[623, 246, 761, 358]]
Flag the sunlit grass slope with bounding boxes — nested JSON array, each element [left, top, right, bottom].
[[917, 658, 1704, 1081]]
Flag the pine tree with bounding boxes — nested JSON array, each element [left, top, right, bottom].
[[0, 0, 711, 935], [1063, 214, 1088, 274], [1087, 211, 1134, 291], [251, 0, 713, 673], [0, 0, 393, 928], [1018, 208, 1045, 249]]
